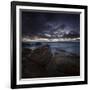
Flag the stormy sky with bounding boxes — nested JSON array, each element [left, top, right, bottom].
[[22, 11, 80, 36]]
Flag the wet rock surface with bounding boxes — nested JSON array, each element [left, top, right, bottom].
[[22, 45, 80, 78]]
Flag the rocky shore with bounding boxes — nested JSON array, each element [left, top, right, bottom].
[[22, 44, 80, 78]]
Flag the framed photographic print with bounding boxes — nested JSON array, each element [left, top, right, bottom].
[[11, 1, 88, 89]]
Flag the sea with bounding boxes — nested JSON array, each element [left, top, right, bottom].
[[22, 42, 80, 56]]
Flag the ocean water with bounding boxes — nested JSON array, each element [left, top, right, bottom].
[[22, 42, 80, 56]]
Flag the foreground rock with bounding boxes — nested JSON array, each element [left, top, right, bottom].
[[22, 44, 80, 78], [22, 45, 53, 78], [30, 45, 53, 66]]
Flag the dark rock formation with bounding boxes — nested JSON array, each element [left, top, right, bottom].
[[22, 44, 80, 78], [22, 48, 32, 57], [30, 45, 52, 66], [22, 45, 53, 78]]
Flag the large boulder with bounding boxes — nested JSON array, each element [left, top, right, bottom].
[[22, 48, 32, 57], [30, 45, 53, 67], [22, 44, 53, 78]]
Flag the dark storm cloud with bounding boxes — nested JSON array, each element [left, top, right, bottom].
[[22, 11, 80, 35], [22, 12, 47, 34]]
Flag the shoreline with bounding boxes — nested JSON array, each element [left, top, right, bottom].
[[22, 40, 80, 43], [22, 45, 80, 78]]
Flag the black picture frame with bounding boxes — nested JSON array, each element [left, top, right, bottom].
[[11, 1, 88, 89]]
